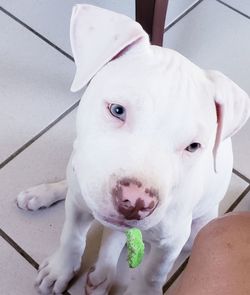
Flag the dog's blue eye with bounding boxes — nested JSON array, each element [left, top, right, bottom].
[[186, 142, 201, 153], [109, 104, 126, 121]]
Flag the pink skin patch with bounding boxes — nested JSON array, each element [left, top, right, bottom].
[[112, 178, 159, 220], [121, 184, 156, 207]]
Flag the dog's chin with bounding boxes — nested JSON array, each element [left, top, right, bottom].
[[92, 211, 159, 232], [93, 212, 140, 231]]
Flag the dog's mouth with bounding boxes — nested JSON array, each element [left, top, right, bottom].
[[93, 212, 134, 229], [103, 216, 133, 228]]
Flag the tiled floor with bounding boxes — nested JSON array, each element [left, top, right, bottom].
[[0, 0, 250, 294]]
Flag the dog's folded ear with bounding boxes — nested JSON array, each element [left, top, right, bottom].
[[207, 70, 250, 170], [70, 4, 149, 92]]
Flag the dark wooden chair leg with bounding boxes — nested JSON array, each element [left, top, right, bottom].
[[135, 0, 169, 46]]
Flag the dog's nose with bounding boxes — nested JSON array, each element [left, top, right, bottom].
[[112, 178, 159, 220]]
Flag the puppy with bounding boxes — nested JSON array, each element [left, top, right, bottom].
[[17, 4, 250, 295]]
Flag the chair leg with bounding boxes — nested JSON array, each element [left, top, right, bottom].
[[135, 0, 169, 46]]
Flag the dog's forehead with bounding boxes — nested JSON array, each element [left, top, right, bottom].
[[83, 48, 216, 147], [91, 47, 211, 111]]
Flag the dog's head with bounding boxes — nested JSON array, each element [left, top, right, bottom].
[[70, 5, 250, 230]]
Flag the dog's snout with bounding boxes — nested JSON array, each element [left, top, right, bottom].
[[112, 178, 159, 220]]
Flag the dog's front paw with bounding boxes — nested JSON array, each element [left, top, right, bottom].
[[36, 249, 81, 294], [17, 183, 61, 211], [84, 265, 115, 295]]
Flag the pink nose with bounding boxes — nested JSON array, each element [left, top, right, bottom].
[[112, 178, 159, 220]]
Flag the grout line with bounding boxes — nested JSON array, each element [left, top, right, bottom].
[[0, 228, 39, 269], [0, 101, 79, 170], [163, 257, 189, 293], [164, 0, 204, 32], [225, 185, 250, 213], [216, 0, 250, 20], [0, 228, 71, 294], [233, 168, 250, 184], [0, 6, 74, 62]]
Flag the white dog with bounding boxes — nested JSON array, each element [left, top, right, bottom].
[[17, 4, 250, 295]]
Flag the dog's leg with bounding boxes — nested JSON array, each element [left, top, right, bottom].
[[36, 190, 93, 294], [124, 246, 182, 295], [183, 205, 219, 252], [17, 180, 67, 210], [85, 227, 126, 295]]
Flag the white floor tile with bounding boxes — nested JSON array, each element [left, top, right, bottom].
[[232, 120, 250, 179], [0, 12, 79, 165], [2, 0, 199, 55], [222, 0, 250, 16], [219, 173, 249, 214], [0, 237, 38, 295], [167, 0, 201, 26], [164, 0, 250, 94], [0, 110, 76, 263], [234, 188, 250, 211], [1, 0, 135, 55]]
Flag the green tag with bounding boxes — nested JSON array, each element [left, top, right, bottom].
[[126, 228, 145, 268]]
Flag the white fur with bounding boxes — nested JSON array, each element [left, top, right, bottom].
[[17, 4, 250, 295]]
